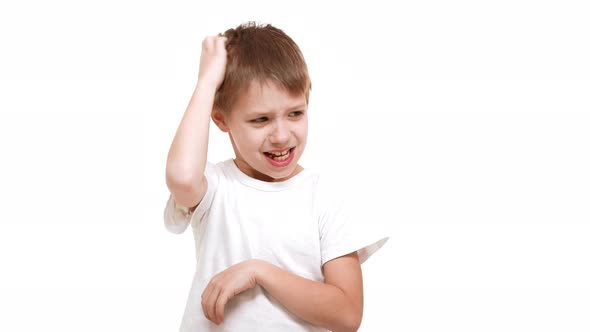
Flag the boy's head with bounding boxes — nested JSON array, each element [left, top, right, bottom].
[[213, 22, 311, 114], [211, 22, 311, 183]]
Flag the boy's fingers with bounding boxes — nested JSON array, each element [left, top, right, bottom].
[[201, 282, 219, 322], [215, 36, 228, 50], [202, 36, 213, 48], [201, 301, 211, 320], [215, 292, 229, 324], [200, 291, 211, 321], [209, 285, 224, 323], [202, 35, 223, 51], [200, 287, 209, 319]]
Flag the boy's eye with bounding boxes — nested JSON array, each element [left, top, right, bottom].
[[289, 111, 304, 117], [252, 117, 268, 123]]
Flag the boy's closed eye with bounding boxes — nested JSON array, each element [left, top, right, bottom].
[[250, 111, 304, 124], [289, 111, 305, 118], [251, 117, 269, 123]]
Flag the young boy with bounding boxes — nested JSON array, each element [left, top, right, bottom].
[[164, 22, 388, 332]]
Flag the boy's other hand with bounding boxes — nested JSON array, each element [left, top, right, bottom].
[[197, 35, 228, 91], [200, 259, 259, 325]]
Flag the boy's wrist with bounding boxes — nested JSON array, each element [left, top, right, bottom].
[[250, 259, 270, 286], [195, 80, 219, 96]]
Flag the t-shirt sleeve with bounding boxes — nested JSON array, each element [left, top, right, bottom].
[[318, 178, 389, 266], [163, 161, 221, 234]]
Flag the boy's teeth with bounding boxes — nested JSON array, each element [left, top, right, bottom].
[[267, 149, 291, 160], [268, 149, 290, 156]]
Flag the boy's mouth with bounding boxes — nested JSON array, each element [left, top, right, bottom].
[[264, 147, 294, 162]]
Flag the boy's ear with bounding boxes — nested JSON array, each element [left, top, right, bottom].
[[211, 109, 230, 132]]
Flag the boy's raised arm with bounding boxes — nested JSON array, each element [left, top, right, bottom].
[[165, 36, 227, 209]]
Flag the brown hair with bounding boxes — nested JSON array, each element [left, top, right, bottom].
[[213, 22, 311, 113]]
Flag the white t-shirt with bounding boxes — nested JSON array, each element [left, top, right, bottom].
[[164, 159, 388, 332]]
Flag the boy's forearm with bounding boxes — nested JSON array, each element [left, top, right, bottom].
[[166, 83, 216, 187], [253, 260, 361, 332]]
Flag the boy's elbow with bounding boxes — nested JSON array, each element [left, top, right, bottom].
[[166, 167, 194, 190], [345, 313, 362, 332], [334, 309, 362, 332]]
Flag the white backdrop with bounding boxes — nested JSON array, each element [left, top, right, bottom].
[[1, 0, 589, 331]]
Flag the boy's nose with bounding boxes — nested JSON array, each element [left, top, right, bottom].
[[269, 121, 290, 145]]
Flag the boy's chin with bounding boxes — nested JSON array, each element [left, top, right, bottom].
[[259, 162, 301, 181]]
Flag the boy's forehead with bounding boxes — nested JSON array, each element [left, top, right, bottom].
[[235, 80, 307, 114]]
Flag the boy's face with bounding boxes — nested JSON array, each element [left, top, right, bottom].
[[212, 80, 308, 182]]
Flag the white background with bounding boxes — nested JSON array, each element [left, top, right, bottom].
[[1, 0, 589, 331]]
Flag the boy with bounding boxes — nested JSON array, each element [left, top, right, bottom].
[[164, 22, 388, 331]]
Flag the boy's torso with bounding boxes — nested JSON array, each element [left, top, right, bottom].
[[181, 160, 326, 331]]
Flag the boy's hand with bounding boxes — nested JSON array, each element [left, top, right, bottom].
[[197, 35, 228, 91], [201, 259, 259, 325]]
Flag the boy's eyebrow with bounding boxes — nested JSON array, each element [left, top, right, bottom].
[[246, 103, 307, 116]]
